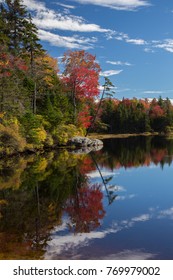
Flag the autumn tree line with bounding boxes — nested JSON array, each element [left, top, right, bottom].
[[97, 97, 173, 134], [0, 0, 102, 154], [1, 0, 173, 155]]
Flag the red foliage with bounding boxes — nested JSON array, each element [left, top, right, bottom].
[[79, 156, 96, 174], [77, 105, 92, 128], [0, 48, 28, 78], [64, 184, 105, 233], [62, 66, 100, 101], [151, 148, 167, 164], [122, 98, 132, 107], [149, 105, 164, 118], [62, 51, 100, 100]]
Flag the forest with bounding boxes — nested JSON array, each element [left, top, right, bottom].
[[1, 0, 173, 156]]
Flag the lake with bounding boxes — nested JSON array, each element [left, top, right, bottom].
[[0, 135, 173, 260]]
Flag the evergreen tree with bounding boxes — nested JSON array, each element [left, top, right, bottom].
[[2, 0, 28, 54], [22, 14, 44, 71], [0, 3, 9, 46]]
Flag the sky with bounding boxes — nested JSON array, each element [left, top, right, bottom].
[[3, 0, 173, 100]]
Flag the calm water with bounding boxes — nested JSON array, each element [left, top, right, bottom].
[[0, 136, 173, 259]]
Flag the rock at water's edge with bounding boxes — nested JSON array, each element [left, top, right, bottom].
[[69, 136, 103, 147]]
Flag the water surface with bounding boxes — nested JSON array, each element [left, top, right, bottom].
[[0, 136, 173, 259]]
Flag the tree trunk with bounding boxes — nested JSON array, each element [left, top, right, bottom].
[[33, 81, 37, 114]]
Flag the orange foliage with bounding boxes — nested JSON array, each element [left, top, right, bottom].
[[35, 54, 59, 87]]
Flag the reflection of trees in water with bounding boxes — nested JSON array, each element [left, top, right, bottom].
[[0, 151, 105, 258], [64, 182, 105, 233], [0, 151, 80, 259], [0, 136, 173, 259], [90, 152, 118, 205], [96, 136, 173, 170]]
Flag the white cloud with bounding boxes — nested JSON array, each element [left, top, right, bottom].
[[23, 0, 46, 11], [100, 70, 123, 76], [154, 39, 173, 53], [143, 90, 164, 94], [43, 205, 173, 259], [38, 29, 97, 49], [112, 31, 147, 45], [126, 38, 146, 45], [71, 0, 151, 11], [144, 47, 155, 53], [102, 250, 156, 260], [132, 214, 150, 222], [116, 194, 136, 201], [44, 209, 155, 259], [143, 39, 173, 54], [87, 170, 118, 178], [107, 60, 132, 66], [22, 0, 110, 33], [33, 11, 109, 33], [158, 207, 173, 219], [112, 32, 173, 53], [116, 88, 131, 93], [55, 2, 76, 9]]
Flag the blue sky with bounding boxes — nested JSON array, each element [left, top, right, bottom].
[[6, 0, 173, 99]]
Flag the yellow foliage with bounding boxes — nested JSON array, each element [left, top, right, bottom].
[[0, 199, 8, 206], [0, 123, 26, 154], [45, 133, 54, 147], [0, 158, 27, 190], [29, 127, 47, 146], [33, 158, 48, 173], [35, 54, 59, 87], [53, 124, 84, 145], [0, 112, 5, 119]]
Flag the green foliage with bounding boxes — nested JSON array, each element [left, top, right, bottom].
[[94, 98, 173, 134], [20, 112, 47, 147]]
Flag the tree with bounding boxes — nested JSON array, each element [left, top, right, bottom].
[[0, 3, 9, 46], [62, 50, 101, 125], [86, 77, 114, 135], [30, 54, 59, 114], [22, 13, 44, 71], [0, 0, 45, 114], [1, 0, 28, 54], [0, 46, 28, 113]]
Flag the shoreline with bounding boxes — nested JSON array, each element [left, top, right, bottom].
[[88, 132, 160, 140], [1, 132, 172, 158]]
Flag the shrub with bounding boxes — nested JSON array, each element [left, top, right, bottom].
[[52, 124, 84, 145], [0, 123, 26, 155], [20, 113, 47, 147], [164, 126, 173, 134], [27, 127, 47, 147]]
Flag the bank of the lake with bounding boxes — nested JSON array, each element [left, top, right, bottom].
[[1, 129, 173, 158], [88, 132, 160, 140]]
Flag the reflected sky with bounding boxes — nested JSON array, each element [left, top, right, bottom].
[[44, 139, 173, 259]]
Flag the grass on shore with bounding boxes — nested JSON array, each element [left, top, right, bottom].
[[88, 132, 159, 140]]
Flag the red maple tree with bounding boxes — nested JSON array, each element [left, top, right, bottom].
[[61, 50, 101, 126]]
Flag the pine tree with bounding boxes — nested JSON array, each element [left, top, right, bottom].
[[0, 3, 9, 46], [0, 0, 45, 114], [22, 13, 45, 114], [2, 0, 28, 54], [22, 14, 44, 71]]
